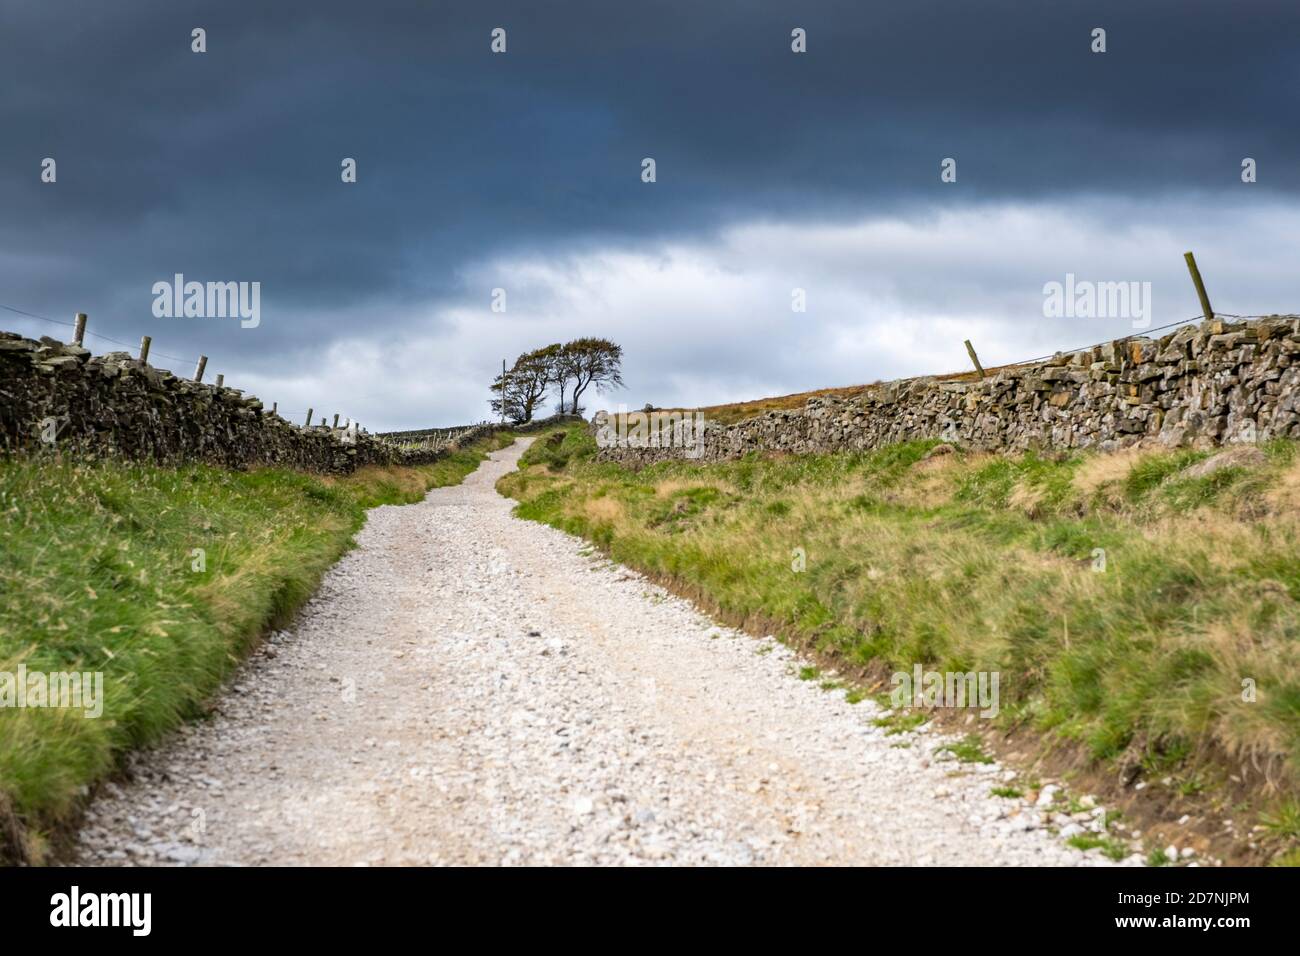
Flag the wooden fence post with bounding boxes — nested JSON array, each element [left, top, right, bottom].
[[73, 313, 87, 346], [332, 413, 339, 428], [215, 373, 224, 388], [304, 407, 313, 428], [193, 355, 207, 382], [964, 339, 986, 379], [138, 336, 151, 363], [1184, 251, 1214, 321], [271, 402, 277, 415]]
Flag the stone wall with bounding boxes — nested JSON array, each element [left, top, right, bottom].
[[0, 331, 570, 474], [379, 415, 582, 447], [596, 317, 1300, 466]]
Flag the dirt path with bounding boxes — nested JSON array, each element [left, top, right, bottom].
[[72, 439, 1124, 866]]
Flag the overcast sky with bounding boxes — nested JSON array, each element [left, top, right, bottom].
[[2, 1, 1297, 429]]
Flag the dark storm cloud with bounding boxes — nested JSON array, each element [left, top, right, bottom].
[[1, 0, 1296, 415]]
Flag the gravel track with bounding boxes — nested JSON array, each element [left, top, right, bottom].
[[72, 439, 1123, 866]]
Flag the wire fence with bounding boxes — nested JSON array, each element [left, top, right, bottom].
[[1005, 311, 1295, 369], [925, 310, 1297, 385]]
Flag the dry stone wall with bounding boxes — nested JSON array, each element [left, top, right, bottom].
[[0, 331, 574, 474], [597, 317, 1300, 466], [379, 415, 581, 448]]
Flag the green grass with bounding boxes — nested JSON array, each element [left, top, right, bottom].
[[1065, 833, 1131, 861], [499, 423, 1300, 835], [1260, 800, 1300, 841], [1147, 847, 1173, 867], [936, 734, 994, 765], [0, 432, 513, 862], [871, 711, 931, 736]]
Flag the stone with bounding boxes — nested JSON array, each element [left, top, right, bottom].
[[1184, 446, 1267, 478]]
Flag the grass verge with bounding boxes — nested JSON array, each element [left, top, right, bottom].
[[499, 424, 1300, 862], [0, 432, 514, 863]]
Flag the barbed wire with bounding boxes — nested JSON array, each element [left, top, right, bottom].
[[956, 311, 1297, 378], [1003, 312, 1207, 368]]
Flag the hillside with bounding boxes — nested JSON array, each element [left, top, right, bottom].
[[500, 424, 1300, 866]]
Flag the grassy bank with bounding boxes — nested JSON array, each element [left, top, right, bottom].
[[499, 425, 1300, 860], [0, 433, 514, 862]]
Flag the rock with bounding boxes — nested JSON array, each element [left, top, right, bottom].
[[1184, 446, 1267, 478], [921, 443, 955, 460], [161, 844, 202, 864]]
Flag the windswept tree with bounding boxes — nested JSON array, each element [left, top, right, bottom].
[[489, 345, 557, 423], [491, 338, 625, 419], [558, 337, 624, 414]]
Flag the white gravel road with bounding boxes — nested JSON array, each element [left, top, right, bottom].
[[72, 439, 1128, 866]]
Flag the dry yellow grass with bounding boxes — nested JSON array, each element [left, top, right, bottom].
[[1266, 456, 1300, 512], [1008, 481, 1048, 518], [644, 363, 1031, 426], [653, 477, 742, 498], [582, 496, 626, 524], [325, 463, 432, 500], [1073, 446, 1146, 497]]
